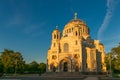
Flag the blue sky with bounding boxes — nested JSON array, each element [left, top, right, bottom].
[[0, 0, 120, 63]]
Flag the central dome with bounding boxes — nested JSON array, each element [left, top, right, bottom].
[[62, 13, 89, 38], [64, 13, 87, 29]]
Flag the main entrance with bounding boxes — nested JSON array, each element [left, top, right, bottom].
[[63, 62, 68, 72], [59, 58, 72, 72]]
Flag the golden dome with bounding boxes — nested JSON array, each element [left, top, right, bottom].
[[64, 13, 87, 29], [62, 13, 89, 38]]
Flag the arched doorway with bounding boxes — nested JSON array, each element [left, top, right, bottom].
[[50, 63, 57, 72], [59, 58, 72, 72], [53, 66, 56, 72], [63, 62, 68, 72]]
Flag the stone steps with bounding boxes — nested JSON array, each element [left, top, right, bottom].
[[41, 72, 108, 80], [41, 72, 83, 77]]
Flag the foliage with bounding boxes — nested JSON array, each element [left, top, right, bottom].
[[29, 61, 39, 73], [105, 43, 120, 73], [0, 57, 3, 73], [0, 49, 25, 73], [0, 49, 46, 74], [24, 61, 46, 74], [38, 62, 46, 74]]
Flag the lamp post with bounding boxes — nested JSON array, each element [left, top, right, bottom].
[[15, 59, 17, 76], [109, 53, 112, 77]]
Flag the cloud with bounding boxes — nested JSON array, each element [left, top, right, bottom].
[[6, 14, 25, 28], [70, 0, 74, 14], [24, 25, 38, 34], [23, 22, 46, 37], [97, 0, 119, 40], [9, 15, 23, 26], [5, 13, 47, 37]]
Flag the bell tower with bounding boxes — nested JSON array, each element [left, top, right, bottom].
[[51, 26, 60, 50]]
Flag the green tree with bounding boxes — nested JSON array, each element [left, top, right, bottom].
[[111, 44, 120, 73], [1, 49, 14, 73], [105, 53, 114, 72], [13, 52, 25, 73], [24, 63, 30, 73], [38, 62, 46, 74], [29, 61, 39, 73], [105, 43, 120, 73], [1, 49, 25, 73], [0, 57, 3, 73]]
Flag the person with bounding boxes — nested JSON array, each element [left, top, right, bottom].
[[106, 71, 109, 77]]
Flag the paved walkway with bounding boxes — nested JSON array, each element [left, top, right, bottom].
[[84, 77, 98, 80]]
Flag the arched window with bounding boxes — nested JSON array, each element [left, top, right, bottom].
[[69, 28, 71, 33], [72, 28, 73, 31], [75, 31, 77, 36], [57, 34, 58, 39], [54, 34, 56, 39], [67, 29, 68, 33], [64, 43, 69, 52], [80, 29, 81, 36], [79, 30, 80, 36]]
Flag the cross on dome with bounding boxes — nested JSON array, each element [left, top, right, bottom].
[[56, 26, 58, 29], [74, 12, 78, 19]]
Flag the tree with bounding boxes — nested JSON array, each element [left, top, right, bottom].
[[1, 49, 14, 73], [29, 61, 39, 73], [0, 57, 3, 73], [111, 44, 120, 73], [38, 62, 46, 74], [1, 49, 25, 73], [105, 43, 120, 73], [13, 52, 25, 73], [24, 63, 30, 73]]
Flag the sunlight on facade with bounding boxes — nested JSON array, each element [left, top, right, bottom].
[[47, 13, 106, 72]]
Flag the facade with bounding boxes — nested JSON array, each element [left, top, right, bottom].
[[47, 13, 106, 72]]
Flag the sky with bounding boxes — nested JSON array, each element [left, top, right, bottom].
[[0, 0, 120, 63]]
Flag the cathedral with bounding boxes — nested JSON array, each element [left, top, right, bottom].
[[47, 13, 106, 73]]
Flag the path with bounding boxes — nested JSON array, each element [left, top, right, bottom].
[[84, 77, 98, 80]]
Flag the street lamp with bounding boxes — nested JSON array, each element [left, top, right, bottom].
[[109, 53, 112, 77], [15, 59, 17, 76]]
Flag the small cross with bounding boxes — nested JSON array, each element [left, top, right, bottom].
[[56, 26, 58, 29], [74, 12, 78, 19]]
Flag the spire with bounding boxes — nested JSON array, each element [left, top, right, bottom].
[[74, 12, 78, 20]]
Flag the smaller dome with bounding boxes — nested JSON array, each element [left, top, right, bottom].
[[52, 26, 60, 33]]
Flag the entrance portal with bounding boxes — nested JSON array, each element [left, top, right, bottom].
[[59, 58, 72, 72], [63, 62, 68, 72]]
